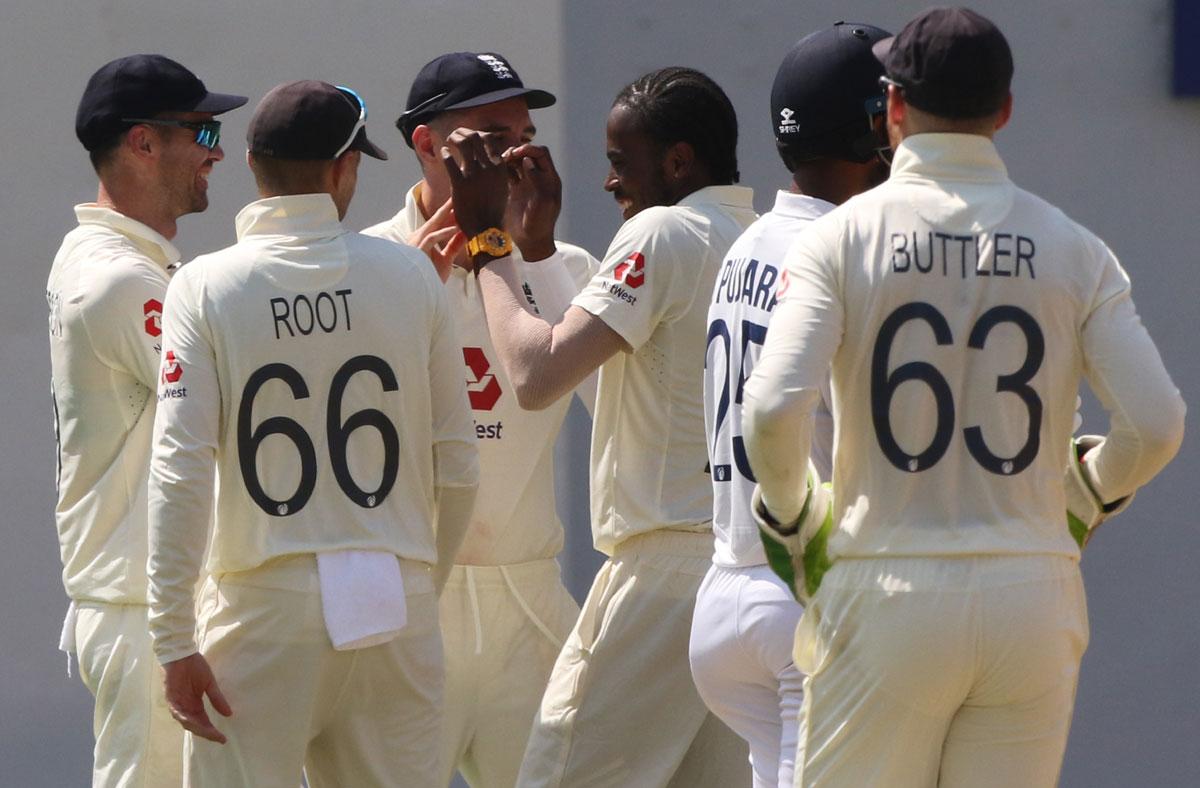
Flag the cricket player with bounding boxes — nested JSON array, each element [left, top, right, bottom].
[[146, 80, 479, 786], [47, 54, 245, 787], [689, 22, 892, 787], [743, 8, 1186, 786], [443, 66, 755, 787], [362, 51, 597, 788]]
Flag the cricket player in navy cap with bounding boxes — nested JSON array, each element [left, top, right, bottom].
[[48, 53, 245, 787]]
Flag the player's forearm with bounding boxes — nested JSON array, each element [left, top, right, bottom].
[[477, 257, 597, 410], [432, 483, 478, 593], [743, 292, 840, 522], [519, 251, 599, 417], [147, 467, 214, 664], [744, 384, 821, 523]]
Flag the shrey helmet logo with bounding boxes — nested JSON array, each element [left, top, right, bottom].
[[463, 347, 502, 411], [161, 350, 183, 384], [614, 251, 646, 289], [143, 299, 163, 338], [778, 107, 799, 134]]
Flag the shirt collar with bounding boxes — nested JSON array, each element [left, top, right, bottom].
[[678, 184, 756, 211], [73, 203, 181, 269], [890, 133, 1009, 185], [235, 193, 344, 242], [770, 190, 836, 221]]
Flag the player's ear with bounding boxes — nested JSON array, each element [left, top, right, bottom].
[[994, 92, 1013, 131], [886, 85, 907, 129], [411, 125, 438, 166], [662, 140, 695, 181], [124, 124, 157, 161]]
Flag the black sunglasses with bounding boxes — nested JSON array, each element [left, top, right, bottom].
[[122, 118, 222, 150]]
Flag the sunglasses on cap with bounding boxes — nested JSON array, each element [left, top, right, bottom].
[[332, 85, 367, 158], [122, 117, 222, 150]]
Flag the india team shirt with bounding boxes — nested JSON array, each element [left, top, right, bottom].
[[748, 134, 1183, 560], [705, 191, 835, 568], [47, 205, 178, 605], [148, 194, 478, 661], [363, 184, 598, 565], [573, 185, 757, 555]]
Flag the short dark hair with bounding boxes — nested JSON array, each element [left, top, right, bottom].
[[87, 127, 131, 173], [248, 153, 334, 196], [613, 67, 739, 184]]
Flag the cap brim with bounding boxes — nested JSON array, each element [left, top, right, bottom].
[[192, 91, 250, 115], [352, 130, 388, 161], [445, 86, 557, 113], [871, 36, 894, 64]]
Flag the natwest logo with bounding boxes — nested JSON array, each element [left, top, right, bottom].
[[143, 299, 163, 338], [613, 251, 646, 289], [161, 350, 183, 384], [463, 347, 502, 411]]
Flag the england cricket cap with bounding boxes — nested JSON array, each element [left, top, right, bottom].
[[872, 7, 1012, 119], [247, 80, 388, 161], [75, 54, 247, 151], [396, 52, 556, 147], [771, 21, 891, 162]]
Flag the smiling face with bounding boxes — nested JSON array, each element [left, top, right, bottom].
[[603, 103, 672, 221], [153, 111, 225, 218]]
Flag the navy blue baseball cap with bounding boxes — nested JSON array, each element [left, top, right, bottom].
[[396, 52, 556, 147], [75, 54, 247, 151], [872, 7, 1012, 119], [248, 81, 388, 161]]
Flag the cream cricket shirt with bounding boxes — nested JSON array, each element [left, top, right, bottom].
[[364, 185, 598, 564], [746, 134, 1184, 560], [573, 185, 757, 555], [705, 191, 835, 568], [148, 194, 478, 661], [48, 204, 179, 605]]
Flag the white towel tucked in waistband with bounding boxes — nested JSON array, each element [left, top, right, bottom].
[[317, 551, 407, 650], [58, 600, 78, 678]]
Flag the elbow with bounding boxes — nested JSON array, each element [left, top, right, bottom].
[[512, 380, 556, 411], [1140, 392, 1187, 464]]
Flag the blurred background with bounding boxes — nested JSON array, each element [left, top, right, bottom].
[[2, 0, 1196, 784]]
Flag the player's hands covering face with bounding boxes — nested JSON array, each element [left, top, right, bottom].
[[441, 128, 510, 237], [503, 144, 562, 261]]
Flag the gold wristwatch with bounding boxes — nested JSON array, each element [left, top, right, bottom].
[[466, 227, 513, 260]]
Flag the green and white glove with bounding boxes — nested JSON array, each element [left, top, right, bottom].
[[753, 460, 834, 603], [1065, 434, 1134, 548]]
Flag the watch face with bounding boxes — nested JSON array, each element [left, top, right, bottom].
[[471, 228, 511, 256]]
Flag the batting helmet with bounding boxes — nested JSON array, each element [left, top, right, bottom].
[[771, 21, 891, 168]]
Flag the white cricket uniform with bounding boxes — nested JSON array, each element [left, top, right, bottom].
[[690, 191, 835, 788], [363, 184, 597, 788], [744, 134, 1186, 787], [148, 193, 479, 787], [47, 204, 184, 787], [517, 185, 758, 788]]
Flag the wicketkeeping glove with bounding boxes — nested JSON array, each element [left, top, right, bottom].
[[1065, 434, 1134, 548], [754, 460, 834, 603]]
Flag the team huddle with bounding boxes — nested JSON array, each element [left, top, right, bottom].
[[46, 7, 1185, 788]]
